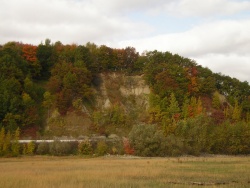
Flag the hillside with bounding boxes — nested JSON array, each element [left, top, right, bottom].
[[44, 72, 150, 138], [1, 40, 250, 155]]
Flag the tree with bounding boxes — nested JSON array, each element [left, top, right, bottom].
[[212, 91, 221, 109], [58, 44, 77, 63], [196, 97, 203, 115], [123, 47, 139, 72], [85, 42, 99, 72], [56, 89, 72, 115], [97, 45, 115, 71], [154, 70, 179, 98], [26, 141, 35, 155], [74, 45, 92, 68], [232, 100, 242, 122], [168, 93, 180, 119], [2, 113, 21, 132], [175, 115, 212, 155], [0, 127, 5, 156], [181, 96, 189, 120], [129, 124, 167, 157], [95, 141, 108, 156], [11, 128, 20, 156], [0, 78, 22, 124], [37, 40, 53, 78], [48, 62, 93, 115], [43, 91, 55, 118], [197, 66, 216, 95], [188, 97, 203, 118], [21, 44, 41, 78], [21, 92, 38, 127], [78, 140, 93, 155], [2, 131, 11, 156]]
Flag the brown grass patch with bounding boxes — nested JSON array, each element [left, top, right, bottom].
[[0, 156, 250, 187]]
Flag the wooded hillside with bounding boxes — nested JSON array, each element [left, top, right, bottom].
[[1, 39, 250, 156]]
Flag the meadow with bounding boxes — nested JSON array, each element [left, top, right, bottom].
[[0, 155, 249, 188]]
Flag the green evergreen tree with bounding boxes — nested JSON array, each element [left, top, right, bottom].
[[149, 93, 161, 107], [160, 96, 168, 112], [148, 93, 162, 123], [181, 96, 189, 120], [168, 93, 180, 118], [26, 141, 35, 155], [11, 128, 20, 156], [42, 91, 55, 117]]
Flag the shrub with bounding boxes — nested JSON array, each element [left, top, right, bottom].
[[11, 128, 21, 157], [123, 138, 134, 155], [78, 140, 93, 155], [211, 121, 250, 155], [129, 124, 167, 157], [26, 141, 36, 155], [165, 134, 185, 156], [95, 141, 108, 156], [22, 144, 27, 155], [11, 141, 20, 157], [37, 142, 50, 155], [49, 141, 72, 156], [175, 115, 213, 155], [2, 131, 11, 156], [107, 140, 124, 155]]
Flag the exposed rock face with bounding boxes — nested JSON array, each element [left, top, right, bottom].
[[94, 73, 150, 110], [119, 75, 150, 96]]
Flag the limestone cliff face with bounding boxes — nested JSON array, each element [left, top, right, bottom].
[[94, 73, 150, 110]]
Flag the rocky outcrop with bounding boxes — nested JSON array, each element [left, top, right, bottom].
[[94, 73, 150, 110]]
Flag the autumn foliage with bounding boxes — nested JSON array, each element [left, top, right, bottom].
[[1, 40, 250, 156], [123, 138, 134, 155]]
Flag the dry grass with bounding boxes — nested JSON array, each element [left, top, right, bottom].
[[0, 155, 250, 187]]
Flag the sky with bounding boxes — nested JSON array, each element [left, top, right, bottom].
[[1, 0, 250, 83]]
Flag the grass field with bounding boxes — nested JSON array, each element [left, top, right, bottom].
[[0, 155, 249, 188]]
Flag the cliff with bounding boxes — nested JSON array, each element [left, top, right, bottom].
[[44, 73, 150, 138]]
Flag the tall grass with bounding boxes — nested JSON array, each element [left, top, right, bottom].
[[0, 156, 249, 187]]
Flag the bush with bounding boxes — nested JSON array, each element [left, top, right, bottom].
[[129, 124, 167, 157], [95, 141, 108, 156], [11, 128, 21, 157], [37, 142, 50, 155], [123, 138, 134, 155], [26, 142, 36, 155], [11, 141, 20, 157], [165, 134, 188, 156], [107, 140, 124, 155], [78, 140, 93, 155], [211, 121, 250, 155], [49, 141, 72, 156], [175, 115, 212, 155]]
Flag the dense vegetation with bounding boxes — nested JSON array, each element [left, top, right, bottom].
[[0, 39, 250, 156]]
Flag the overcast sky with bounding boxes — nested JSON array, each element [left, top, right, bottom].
[[1, 0, 250, 83]]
